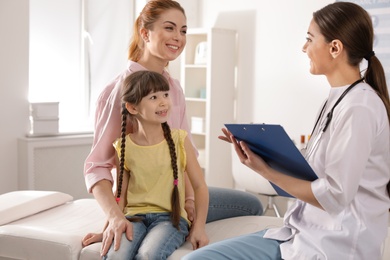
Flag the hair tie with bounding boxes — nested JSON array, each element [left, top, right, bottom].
[[364, 51, 375, 61], [173, 179, 178, 186], [115, 197, 120, 203]]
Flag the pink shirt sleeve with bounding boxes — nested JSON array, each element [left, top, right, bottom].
[[84, 62, 194, 192]]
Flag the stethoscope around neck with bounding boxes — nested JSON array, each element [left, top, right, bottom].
[[304, 77, 365, 159]]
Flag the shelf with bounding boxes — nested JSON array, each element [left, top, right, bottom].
[[184, 64, 207, 69], [180, 27, 236, 188], [186, 97, 206, 102], [191, 131, 206, 136]]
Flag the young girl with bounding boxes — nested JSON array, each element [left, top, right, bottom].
[[99, 70, 209, 259], [185, 2, 390, 259]]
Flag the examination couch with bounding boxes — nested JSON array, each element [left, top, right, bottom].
[[0, 190, 389, 260]]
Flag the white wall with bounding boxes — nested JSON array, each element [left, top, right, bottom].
[[200, 0, 333, 142], [0, 0, 30, 193]]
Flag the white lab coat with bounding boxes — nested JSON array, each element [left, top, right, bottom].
[[265, 82, 390, 260]]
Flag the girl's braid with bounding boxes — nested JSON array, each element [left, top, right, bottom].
[[117, 103, 128, 202], [162, 122, 180, 229]]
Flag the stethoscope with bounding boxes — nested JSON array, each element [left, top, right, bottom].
[[304, 77, 365, 159]]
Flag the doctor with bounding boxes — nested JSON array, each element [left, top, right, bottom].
[[183, 2, 390, 259]]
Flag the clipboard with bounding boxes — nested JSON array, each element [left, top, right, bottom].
[[225, 124, 317, 197]]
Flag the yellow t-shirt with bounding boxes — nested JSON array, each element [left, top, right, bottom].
[[113, 129, 188, 223]]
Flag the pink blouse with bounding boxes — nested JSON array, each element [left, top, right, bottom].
[[84, 61, 191, 192]]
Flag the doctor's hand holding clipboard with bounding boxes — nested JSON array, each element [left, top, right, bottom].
[[219, 126, 322, 209]]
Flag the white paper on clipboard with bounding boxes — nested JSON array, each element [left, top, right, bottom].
[[225, 124, 317, 197]]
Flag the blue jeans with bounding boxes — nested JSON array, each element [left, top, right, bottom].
[[182, 229, 283, 260], [207, 186, 263, 223], [103, 213, 189, 260]]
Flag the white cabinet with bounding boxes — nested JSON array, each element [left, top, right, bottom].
[[18, 135, 94, 199], [180, 28, 237, 188]]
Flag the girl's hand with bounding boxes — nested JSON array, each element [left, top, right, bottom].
[[187, 226, 209, 250], [185, 198, 196, 222], [82, 232, 103, 247]]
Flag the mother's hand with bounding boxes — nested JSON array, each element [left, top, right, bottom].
[[100, 217, 133, 256]]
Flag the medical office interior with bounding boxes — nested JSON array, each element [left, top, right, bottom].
[[1, 0, 390, 218]]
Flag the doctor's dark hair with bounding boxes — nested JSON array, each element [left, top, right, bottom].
[[117, 70, 181, 228], [129, 0, 186, 62], [314, 2, 390, 197]]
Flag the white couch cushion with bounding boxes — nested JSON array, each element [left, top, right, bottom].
[[0, 190, 73, 225], [0, 199, 105, 260]]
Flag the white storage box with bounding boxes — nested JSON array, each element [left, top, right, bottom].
[[30, 117, 59, 135], [30, 102, 59, 120], [191, 117, 205, 134]]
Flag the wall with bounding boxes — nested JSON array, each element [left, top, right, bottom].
[[200, 0, 333, 142], [0, 0, 30, 194]]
